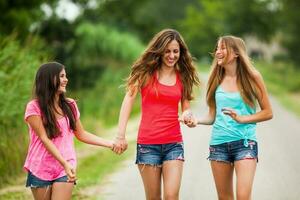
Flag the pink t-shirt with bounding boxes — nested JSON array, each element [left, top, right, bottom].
[[137, 71, 183, 144], [23, 99, 80, 181]]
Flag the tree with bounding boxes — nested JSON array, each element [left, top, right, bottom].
[[280, 0, 300, 65], [0, 0, 57, 39]]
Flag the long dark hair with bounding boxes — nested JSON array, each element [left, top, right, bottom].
[[126, 29, 200, 100], [34, 62, 76, 139]]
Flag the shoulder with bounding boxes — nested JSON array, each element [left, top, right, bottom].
[[66, 98, 79, 108], [141, 73, 154, 88], [25, 99, 42, 120], [26, 99, 40, 109], [66, 98, 75, 103]]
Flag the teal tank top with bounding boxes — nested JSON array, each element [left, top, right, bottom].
[[211, 86, 257, 147]]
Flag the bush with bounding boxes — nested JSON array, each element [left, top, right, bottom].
[[0, 35, 48, 187]]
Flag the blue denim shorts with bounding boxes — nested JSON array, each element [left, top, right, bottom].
[[135, 142, 184, 166], [208, 139, 258, 163], [26, 171, 73, 188]]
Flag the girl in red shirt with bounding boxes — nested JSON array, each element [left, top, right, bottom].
[[113, 29, 200, 199]]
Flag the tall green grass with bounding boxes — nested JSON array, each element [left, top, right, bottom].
[[73, 66, 140, 127], [0, 36, 48, 187], [74, 22, 144, 64], [69, 22, 145, 126]]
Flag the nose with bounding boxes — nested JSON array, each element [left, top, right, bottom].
[[169, 52, 175, 59]]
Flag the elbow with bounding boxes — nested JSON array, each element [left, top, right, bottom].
[[268, 112, 273, 120], [208, 119, 215, 125], [266, 110, 273, 120]]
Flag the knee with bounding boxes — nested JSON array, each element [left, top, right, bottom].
[[146, 193, 161, 200], [164, 192, 179, 200], [218, 193, 234, 200], [237, 192, 251, 200], [147, 196, 161, 200]]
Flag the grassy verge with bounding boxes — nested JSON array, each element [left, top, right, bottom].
[[255, 61, 300, 117], [72, 141, 135, 200]]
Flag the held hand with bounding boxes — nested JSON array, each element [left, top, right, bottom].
[[179, 110, 197, 128], [221, 107, 244, 123], [63, 162, 76, 182], [112, 136, 128, 155]]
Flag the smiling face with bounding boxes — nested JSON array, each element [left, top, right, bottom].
[[162, 39, 180, 68], [215, 39, 237, 66], [57, 68, 68, 94]]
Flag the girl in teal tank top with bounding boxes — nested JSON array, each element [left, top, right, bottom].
[[186, 36, 273, 199], [212, 85, 257, 147]]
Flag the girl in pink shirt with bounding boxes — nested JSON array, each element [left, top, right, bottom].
[[113, 29, 200, 200], [24, 62, 114, 200]]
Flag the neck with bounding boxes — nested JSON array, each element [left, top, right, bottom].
[[223, 62, 237, 77], [159, 65, 176, 76]]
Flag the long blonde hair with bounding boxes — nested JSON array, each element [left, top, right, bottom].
[[206, 35, 262, 108], [126, 29, 200, 100]]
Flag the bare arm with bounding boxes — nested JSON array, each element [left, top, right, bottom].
[[196, 106, 216, 125], [27, 116, 76, 181], [74, 119, 113, 149], [113, 89, 138, 154], [223, 71, 273, 123]]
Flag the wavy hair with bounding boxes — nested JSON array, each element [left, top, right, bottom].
[[126, 29, 200, 100]]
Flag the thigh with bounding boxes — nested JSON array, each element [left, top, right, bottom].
[[51, 182, 74, 200], [162, 160, 183, 200], [210, 161, 234, 199], [31, 186, 52, 200], [26, 171, 52, 200], [234, 159, 257, 199], [138, 164, 162, 200], [136, 144, 162, 166]]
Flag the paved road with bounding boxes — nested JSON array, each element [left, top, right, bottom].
[[99, 93, 300, 200]]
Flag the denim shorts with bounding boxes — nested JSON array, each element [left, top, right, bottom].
[[26, 171, 73, 188], [135, 142, 184, 166], [208, 139, 258, 163]]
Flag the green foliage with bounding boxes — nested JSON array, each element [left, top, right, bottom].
[[255, 61, 300, 93], [280, 0, 300, 65], [179, 0, 226, 58], [73, 66, 140, 127], [179, 0, 279, 58], [0, 35, 48, 187], [74, 22, 144, 64], [0, 0, 57, 38], [66, 22, 144, 89]]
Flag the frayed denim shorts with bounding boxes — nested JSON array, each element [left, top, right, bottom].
[[208, 139, 258, 163], [135, 142, 184, 166], [26, 171, 73, 188]]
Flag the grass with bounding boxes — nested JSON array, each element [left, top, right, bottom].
[[255, 61, 300, 117], [72, 141, 135, 200]]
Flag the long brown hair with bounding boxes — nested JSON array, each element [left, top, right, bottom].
[[126, 29, 200, 100], [34, 62, 76, 139], [206, 36, 262, 108]]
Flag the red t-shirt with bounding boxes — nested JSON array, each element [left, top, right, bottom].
[[137, 71, 183, 144]]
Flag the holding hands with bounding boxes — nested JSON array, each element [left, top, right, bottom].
[[112, 136, 128, 155], [180, 109, 197, 127]]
